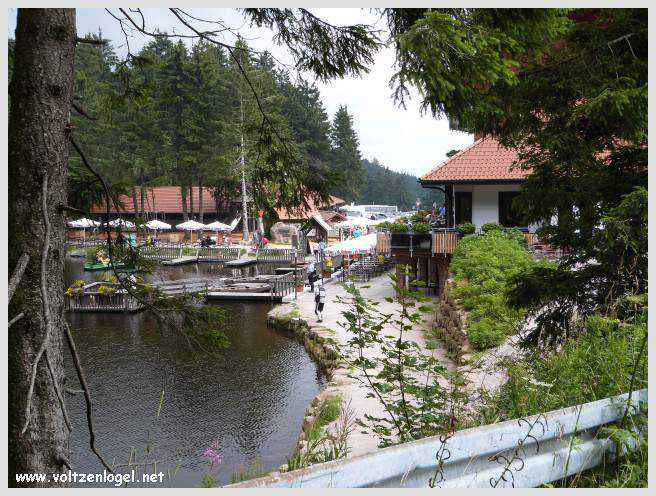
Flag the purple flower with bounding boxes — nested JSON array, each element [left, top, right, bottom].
[[202, 443, 222, 469]]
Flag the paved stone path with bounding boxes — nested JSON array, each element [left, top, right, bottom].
[[270, 272, 454, 458]]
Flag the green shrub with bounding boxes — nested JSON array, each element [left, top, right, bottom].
[[481, 222, 502, 233], [411, 222, 430, 234], [389, 222, 410, 233], [410, 210, 429, 223], [456, 222, 476, 235], [450, 230, 541, 350], [376, 221, 393, 230], [493, 315, 647, 420], [466, 318, 507, 349]]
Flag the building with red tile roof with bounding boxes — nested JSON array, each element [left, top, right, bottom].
[[420, 135, 528, 184], [419, 136, 532, 229]]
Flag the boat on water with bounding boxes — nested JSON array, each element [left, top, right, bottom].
[[83, 261, 137, 273]]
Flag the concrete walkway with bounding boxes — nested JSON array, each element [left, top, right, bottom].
[[270, 272, 454, 458]]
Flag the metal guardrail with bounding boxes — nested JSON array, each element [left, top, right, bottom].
[[228, 389, 647, 488]]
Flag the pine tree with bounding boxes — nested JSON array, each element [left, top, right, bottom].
[[330, 105, 364, 202]]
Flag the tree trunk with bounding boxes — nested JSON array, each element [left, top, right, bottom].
[[131, 187, 139, 217], [239, 90, 249, 241], [198, 176, 204, 223], [8, 8, 76, 486], [188, 185, 194, 220], [180, 185, 188, 222]]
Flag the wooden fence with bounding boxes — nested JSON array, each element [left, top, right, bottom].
[[270, 272, 296, 299], [66, 282, 142, 312], [197, 247, 241, 262], [257, 248, 298, 263], [431, 231, 460, 254], [140, 244, 183, 262]]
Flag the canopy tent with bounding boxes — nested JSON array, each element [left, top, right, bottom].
[[326, 233, 377, 255], [145, 219, 171, 230]]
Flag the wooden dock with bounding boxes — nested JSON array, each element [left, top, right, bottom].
[[162, 255, 199, 266], [66, 272, 298, 312], [225, 257, 257, 267]]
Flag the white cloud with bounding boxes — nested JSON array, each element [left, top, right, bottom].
[[7, 8, 473, 176]]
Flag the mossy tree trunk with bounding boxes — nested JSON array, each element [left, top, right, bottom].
[[8, 8, 76, 486]]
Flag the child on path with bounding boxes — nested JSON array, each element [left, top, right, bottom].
[[314, 283, 326, 322]]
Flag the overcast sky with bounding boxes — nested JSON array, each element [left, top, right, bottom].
[[7, 8, 473, 177]]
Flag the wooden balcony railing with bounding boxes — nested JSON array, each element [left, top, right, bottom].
[[431, 231, 461, 254]]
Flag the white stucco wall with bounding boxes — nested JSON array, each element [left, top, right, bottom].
[[452, 183, 536, 232]]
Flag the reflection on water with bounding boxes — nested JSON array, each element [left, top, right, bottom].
[[64, 259, 323, 487]]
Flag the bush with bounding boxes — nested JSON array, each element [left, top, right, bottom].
[[450, 230, 542, 350], [493, 315, 647, 420], [466, 318, 507, 349], [411, 222, 430, 234], [389, 222, 410, 233], [481, 222, 502, 234], [456, 222, 476, 235], [376, 221, 393, 230], [410, 210, 430, 223]]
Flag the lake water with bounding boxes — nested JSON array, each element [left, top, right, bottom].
[[64, 258, 324, 487]]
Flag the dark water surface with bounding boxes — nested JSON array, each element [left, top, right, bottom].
[[64, 259, 324, 487]]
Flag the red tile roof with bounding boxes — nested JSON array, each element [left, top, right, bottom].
[[421, 136, 529, 183], [90, 186, 223, 214], [275, 195, 345, 221]]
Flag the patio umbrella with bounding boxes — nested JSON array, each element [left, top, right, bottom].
[[204, 220, 232, 245], [67, 217, 100, 241], [107, 218, 136, 230], [145, 219, 171, 230], [204, 220, 232, 231], [176, 220, 207, 243]]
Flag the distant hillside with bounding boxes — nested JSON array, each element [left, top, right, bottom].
[[358, 158, 444, 211]]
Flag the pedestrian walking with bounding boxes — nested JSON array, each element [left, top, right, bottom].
[[314, 283, 326, 322], [307, 260, 317, 291]]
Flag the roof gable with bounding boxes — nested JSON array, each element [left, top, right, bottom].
[[421, 136, 528, 183]]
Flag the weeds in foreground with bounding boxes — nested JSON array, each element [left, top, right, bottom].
[[286, 397, 355, 471]]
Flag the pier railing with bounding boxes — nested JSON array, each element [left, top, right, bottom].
[[66, 282, 142, 312], [270, 272, 296, 299], [257, 248, 298, 263], [229, 389, 646, 488], [197, 246, 241, 262], [140, 244, 183, 261]]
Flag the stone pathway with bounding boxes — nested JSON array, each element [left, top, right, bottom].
[[269, 272, 454, 458]]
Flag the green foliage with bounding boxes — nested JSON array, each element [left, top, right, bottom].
[[409, 210, 429, 222], [338, 269, 464, 446], [286, 397, 353, 471], [411, 222, 430, 234], [360, 158, 442, 210], [329, 105, 364, 202], [316, 394, 342, 427], [480, 222, 502, 234], [456, 223, 476, 235], [450, 230, 545, 350], [389, 222, 409, 233]]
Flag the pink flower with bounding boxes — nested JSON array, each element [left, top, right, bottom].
[[202, 440, 222, 469]]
